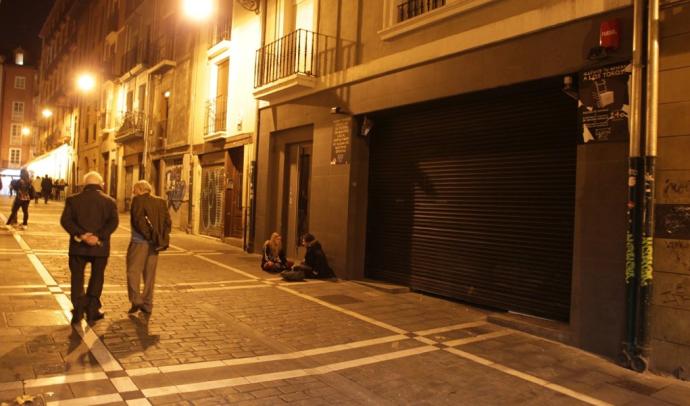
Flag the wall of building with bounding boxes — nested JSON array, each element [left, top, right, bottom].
[[0, 63, 36, 169], [255, 4, 634, 360], [651, 2, 690, 378]]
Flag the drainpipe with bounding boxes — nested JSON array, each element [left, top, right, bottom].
[[622, 0, 659, 373]]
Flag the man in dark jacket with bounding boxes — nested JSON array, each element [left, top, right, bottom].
[[60, 171, 119, 324], [127, 180, 171, 315], [6, 168, 34, 229], [293, 233, 335, 279], [41, 175, 53, 204]]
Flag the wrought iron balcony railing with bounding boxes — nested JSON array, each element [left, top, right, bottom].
[[255, 29, 335, 88], [211, 20, 232, 46], [397, 0, 446, 22], [116, 110, 146, 141], [121, 43, 149, 73], [204, 94, 228, 135]]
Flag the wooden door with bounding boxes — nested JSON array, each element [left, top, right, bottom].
[[224, 148, 244, 238]]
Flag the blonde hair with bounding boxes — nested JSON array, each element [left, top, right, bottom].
[[133, 180, 153, 195], [268, 232, 282, 257]]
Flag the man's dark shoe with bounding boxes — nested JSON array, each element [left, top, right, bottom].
[[127, 305, 140, 314], [71, 309, 84, 324]]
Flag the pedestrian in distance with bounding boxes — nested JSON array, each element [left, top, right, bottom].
[[32, 175, 42, 204], [261, 232, 294, 273], [8, 178, 15, 197], [5, 168, 34, 230], [0, 177, 3, 195], [60, 171, 119, 324], [127, 180, 171, 317], [41, 175, 53, 204], [284, 233, 336, 281]]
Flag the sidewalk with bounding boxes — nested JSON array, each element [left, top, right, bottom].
[[1, 196, 689, 405]]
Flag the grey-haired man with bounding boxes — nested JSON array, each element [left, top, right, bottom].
[[127, 180, 171, 316], [60, 171, 119, 324]]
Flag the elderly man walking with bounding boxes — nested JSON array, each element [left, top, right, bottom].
[[60, 171, 119, 324], [127, 180, 171, 316]]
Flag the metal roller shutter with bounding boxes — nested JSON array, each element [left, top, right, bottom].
[[201, 165, 225, 238], [366, 76, 577, 321]]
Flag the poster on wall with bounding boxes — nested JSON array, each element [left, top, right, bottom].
[[578, 62, 631, 143], [331, 118, 352, 165]]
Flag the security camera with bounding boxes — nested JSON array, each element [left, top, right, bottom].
[[330, 106, 342, 114]]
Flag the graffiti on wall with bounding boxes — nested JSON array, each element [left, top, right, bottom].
[[660, 277, 690, 307], [655, 204, 690, 240], [165, 164, 186, 211]]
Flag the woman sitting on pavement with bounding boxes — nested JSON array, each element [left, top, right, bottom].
[[261, 232, 293, 273]]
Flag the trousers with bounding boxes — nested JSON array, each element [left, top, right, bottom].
[[69, 255, 108, 318], [6, 199, 29, 225], [126, 241, 159, 313]]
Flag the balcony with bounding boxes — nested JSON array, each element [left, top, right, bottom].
[[115, 111, 146, 143], [254, 29, 339, 102], [120, 43, 149, 77], [148, 36, 176, 75], [397, 0, 446, 22], [204, 95, 228, 139], [208, 20, 231, 59]]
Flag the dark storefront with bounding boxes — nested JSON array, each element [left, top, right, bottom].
[[366, 76, 578, 321]]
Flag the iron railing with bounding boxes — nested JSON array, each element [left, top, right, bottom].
[[255, 29, 335, 88], [116, 110, 146, 139], [121, 42, 149, 73], [397, 0, 446, 22], [211, 20, 232, 45], [204, 94, 228, 135], [149, 36, 175, 65]]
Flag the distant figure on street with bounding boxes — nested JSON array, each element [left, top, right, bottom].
[[9, 178, 16, 197], [292, 233, 335, 279], [32, 175, 42, 204], [0, 177, 3, 195], [261, 232, 293, 273], [60, 171, 119, 324], [41, 175, 53, 204], [6, 168, 34, 229], [127, 180, 171, 316], [55, 179, 66, 200]]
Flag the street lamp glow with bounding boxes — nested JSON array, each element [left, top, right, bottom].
[[76, 73, 96, 93], [182, 0, 214, 21], [42, 108, 54, 118], [21, 127, 31, 136]]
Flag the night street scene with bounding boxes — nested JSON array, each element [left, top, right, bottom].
[[1, 0, 690, 405]]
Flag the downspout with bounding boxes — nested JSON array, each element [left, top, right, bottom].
[[622, 0, 659, 373]]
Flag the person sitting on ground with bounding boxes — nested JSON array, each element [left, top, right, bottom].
[[261, 232, 293, 272], [292, 233, 335, 279]]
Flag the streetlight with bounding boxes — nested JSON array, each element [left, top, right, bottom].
[[21, 126, 31, 136], [76, 73, 96, 93], [42, 108, 54, 118], [182, 0, 214, 21]]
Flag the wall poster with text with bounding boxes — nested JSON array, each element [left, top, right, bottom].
[[578, 62, 631, 144]]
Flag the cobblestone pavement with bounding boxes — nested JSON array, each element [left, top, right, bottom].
[[1, 197, 690, 405]]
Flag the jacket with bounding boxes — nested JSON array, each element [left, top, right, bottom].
[[262, 242, 288, 269], [305, 241, 334, 278], [60, 184, 119, 257], [131, 193, 171, 251]]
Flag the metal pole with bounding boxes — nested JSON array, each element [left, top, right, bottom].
[[634, 0, 659, 373], [621, 0, 647, 369]]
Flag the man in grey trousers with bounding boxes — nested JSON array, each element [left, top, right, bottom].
[[127, 180, 171, 316]]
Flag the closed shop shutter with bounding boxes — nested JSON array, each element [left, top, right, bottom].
[[366, 76, 577, 321], [201, 165, 225, 237]]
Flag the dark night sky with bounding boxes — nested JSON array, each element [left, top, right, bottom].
[[0, 0, 56, 66]]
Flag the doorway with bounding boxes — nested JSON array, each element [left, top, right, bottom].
[[224, 147, 244, 239], [282, 142, 312, 259]]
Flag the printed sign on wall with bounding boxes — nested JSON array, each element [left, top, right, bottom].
[[331, 118, 352, 165], [578, 63, 631, 143]]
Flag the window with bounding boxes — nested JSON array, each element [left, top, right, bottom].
[[12, 101, 25, 120], [14, 76, 26, 89], [9, 148, 21, 166], [380, 0, 497, 40], [10, 124, 22, 145]]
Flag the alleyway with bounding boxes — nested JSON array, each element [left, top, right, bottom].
[[1, 197, 689, 405]]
